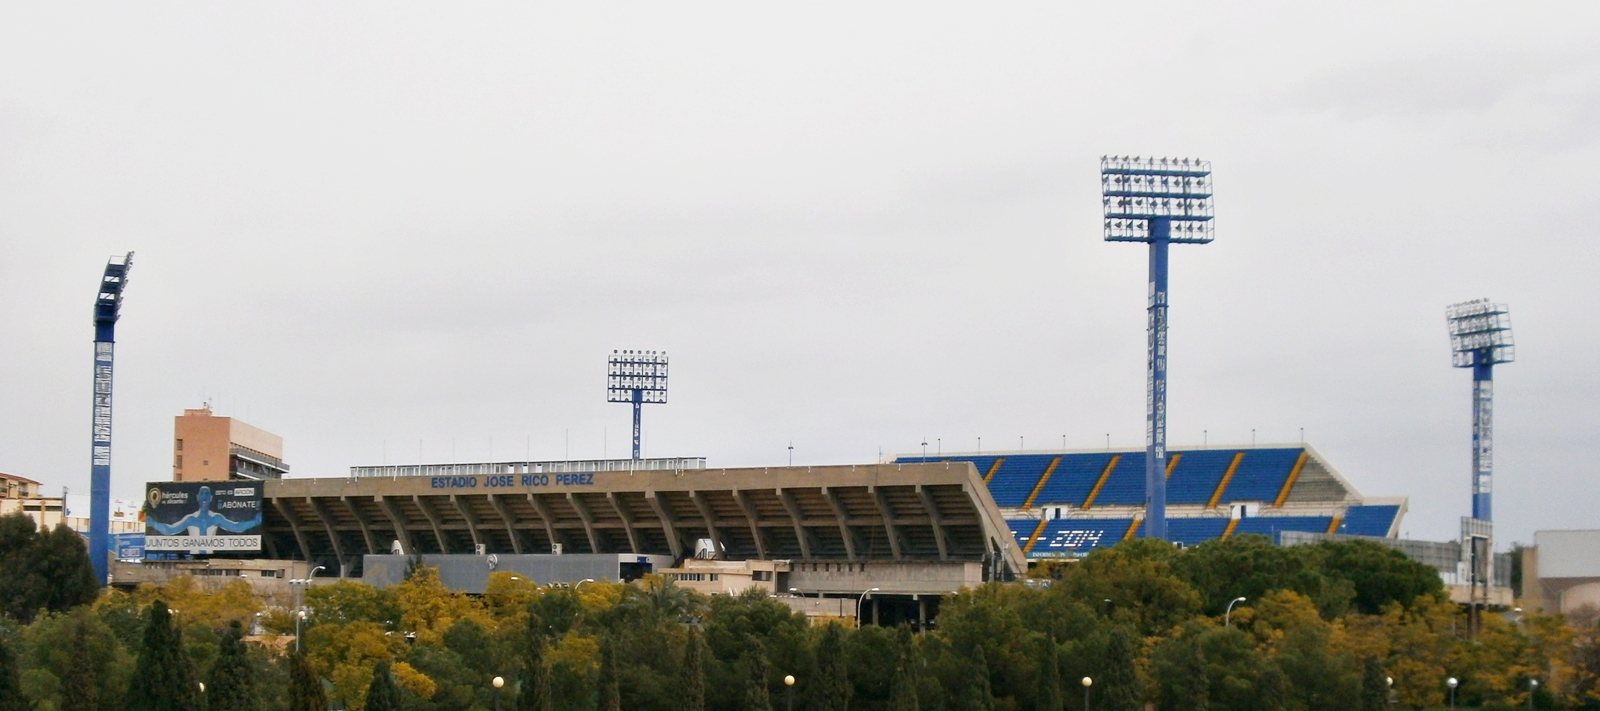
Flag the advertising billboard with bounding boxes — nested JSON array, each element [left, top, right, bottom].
[[144, 482, 263, 553], [114, 533, 145, 561]]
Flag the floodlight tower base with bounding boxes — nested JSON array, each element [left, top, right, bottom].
[[1145, 218, 1170, 541]]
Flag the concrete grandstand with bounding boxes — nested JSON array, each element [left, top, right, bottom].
[[896, 444, 1406, 558]]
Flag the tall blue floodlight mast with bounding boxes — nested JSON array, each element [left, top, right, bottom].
[[1447, 299, 1513, 522], [606, 350, 668, 460], [90, 252, 133, 585], [1101, 156, 1214, 542]]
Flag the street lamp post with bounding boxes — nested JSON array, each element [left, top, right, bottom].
[[1448, 677, 1459, 711], [295, 610, 308, 651], [784, 675, 796, 711], [493, 676, 505, 711], [1082, 677, 1092, 711], [1529, 679, 1539, 710], [857, 588, 880, 628], [1225, 597, 1247, 628]]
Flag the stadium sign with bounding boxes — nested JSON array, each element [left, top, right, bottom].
[[430, 473, 597, 489], [144, 482, 263, 553]]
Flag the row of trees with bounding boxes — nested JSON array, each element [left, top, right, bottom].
[[2, 510, 1600, 711]]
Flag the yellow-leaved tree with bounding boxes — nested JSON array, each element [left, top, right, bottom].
[[395, 565, 486, 645]]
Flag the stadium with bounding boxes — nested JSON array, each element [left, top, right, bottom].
[[107, 437, 1414, 625]]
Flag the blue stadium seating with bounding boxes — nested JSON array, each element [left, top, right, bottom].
[[985, 455, 1056, 508], [1032, 453, 1115, 507], [1007, 519, 1037, 549], [1338, 505, 1400, 537], [1218, 448, 1303, 502], [1232, 516, 1332, 539], [1165, 450, 1240, 505], [1166, 517, 1231, 545], [896, 447, 1306, 510]]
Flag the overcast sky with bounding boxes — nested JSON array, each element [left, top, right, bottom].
[[2, 3, 1597, 547]]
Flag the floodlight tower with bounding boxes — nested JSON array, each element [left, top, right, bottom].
[[1101, 156, 1214, 542], [90, 252, 133, 585], [606, 350, 668, 460], [1446, 299, 1514, 522]]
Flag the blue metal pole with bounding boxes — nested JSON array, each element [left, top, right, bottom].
[[90, 335, 115, 585], [631, 390, 643, 460], [1145, 217, 1170, 541], [1471, 359, 1493, 521]]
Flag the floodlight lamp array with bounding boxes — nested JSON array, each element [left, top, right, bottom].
[[95, 252, 134, 326], [1104, 218, 1214, 243], [607, 350, 668, 403], [1101, 156, 1213, 244], [1446, 300, 1514, 367], [1100, 155, 1211, 176]]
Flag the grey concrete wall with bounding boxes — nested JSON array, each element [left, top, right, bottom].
[[362, 553, 674, 593], [786, 560, 983, 596], [1535, 530, 1600, 579]]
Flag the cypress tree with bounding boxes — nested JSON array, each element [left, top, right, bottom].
[[1359, 656, 1387, 711], [955, 645, 992, 711], [813, 624, 849, 711], [888, 628, 919, 711], [1098, 627, 1141, 711], [1256, 662, 1289, 711], [598, 635, 620, 711], [517, 615, 550, 711], [128, 600, 199, 711], [363, 660, 402, 711], [208, 621, 256, 711], [678, 627, 705, 711], [288, 649, 327, 711], [1034, 639, 1061, 711], [62, 612, 101, 711], [1179, 640, 1207, 711], [0, 633, 28, 711], [743, 636, 772, 711]]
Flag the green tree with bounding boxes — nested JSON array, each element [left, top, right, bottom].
[[363, 660, 402, 711], [1316, 540, 1444, 615], [288, 649, 327, 711], [679, 627, 706, 711], [954, 645, 992, 711], [63, 618, 101, 711], [0, 514, 39, 622], [517, 615, 550, 711], [128, 601, 198, 711], [20, 606, 133, 711], [34, 524, 100, 616], [887, 626, 919, 711], [208, 621, 255, 711], [1059, 539, 1201, 636], [813, 624, 850, 711], [1359, 655, 1388, 711], [0, 632, 27, 711], [0, 517, 99, 623], [743, 637, 772, 711], [598, 635, 620, 711], [1035, 638, 1062, 711], [1151, 632, 1207, 711], [1097, 627, 1141, 711]]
